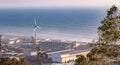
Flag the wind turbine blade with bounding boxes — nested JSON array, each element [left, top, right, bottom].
[[33, 28, 37, 33], [34, 18, 37, 26], [37, 26, 41, 30]]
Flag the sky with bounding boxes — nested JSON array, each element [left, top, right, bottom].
[[0, 0, 120, 9]]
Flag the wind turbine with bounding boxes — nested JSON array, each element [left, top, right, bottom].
[[33, 19, 41, 44], [32, 18, 42, 63]]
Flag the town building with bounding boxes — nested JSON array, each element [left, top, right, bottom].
[[46, 48, 90, 63], [23, 51, 37, 56]]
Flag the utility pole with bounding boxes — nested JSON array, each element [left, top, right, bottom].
[[0, 35, 2, 51]]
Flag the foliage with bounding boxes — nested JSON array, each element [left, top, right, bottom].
[[89, 5, 120, 64], [98, 5, 120, 44], [20, 58, 29, 65], [74, 54, 86, 65], [0, 57, 19, 65], [97, 5, 120, 59], [0, 57, 35, 65], [75, 5, 120, 65]]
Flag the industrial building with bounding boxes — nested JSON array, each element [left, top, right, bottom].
[[46, 49, 90, 63]]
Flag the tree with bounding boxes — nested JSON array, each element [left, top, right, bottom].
[[0, 57, 33, 65], [0, 57, 20, 65], [87, 5, 120, 65], [98, 5, 120, 44], [98, 5, 120, 58], [11, 58, 20, 65], [20, 58, 29, 65], [74, 54, 87, 65], [75, 5, 120, 65]]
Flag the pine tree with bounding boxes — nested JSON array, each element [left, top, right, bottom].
[[87, 5, 120, 65], [98, 5, 120, 44], [97, 5, 120, 60]]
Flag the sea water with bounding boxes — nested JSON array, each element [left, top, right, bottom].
[[0, 8, 106, 42]]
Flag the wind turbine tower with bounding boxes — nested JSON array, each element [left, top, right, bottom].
[[32, 19, 42, 63]]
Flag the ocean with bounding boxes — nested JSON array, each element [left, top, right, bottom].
[[0, 8, 106, 42]]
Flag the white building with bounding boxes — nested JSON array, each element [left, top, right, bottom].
[[51, 50, 90, 63], [46, 49, 74, 58], [9, 38, 20, 44], [73, 42, 81, 48], [23, 51, 37, 56]]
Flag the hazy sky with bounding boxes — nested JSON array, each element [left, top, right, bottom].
[[0, 0, 120, 8]]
